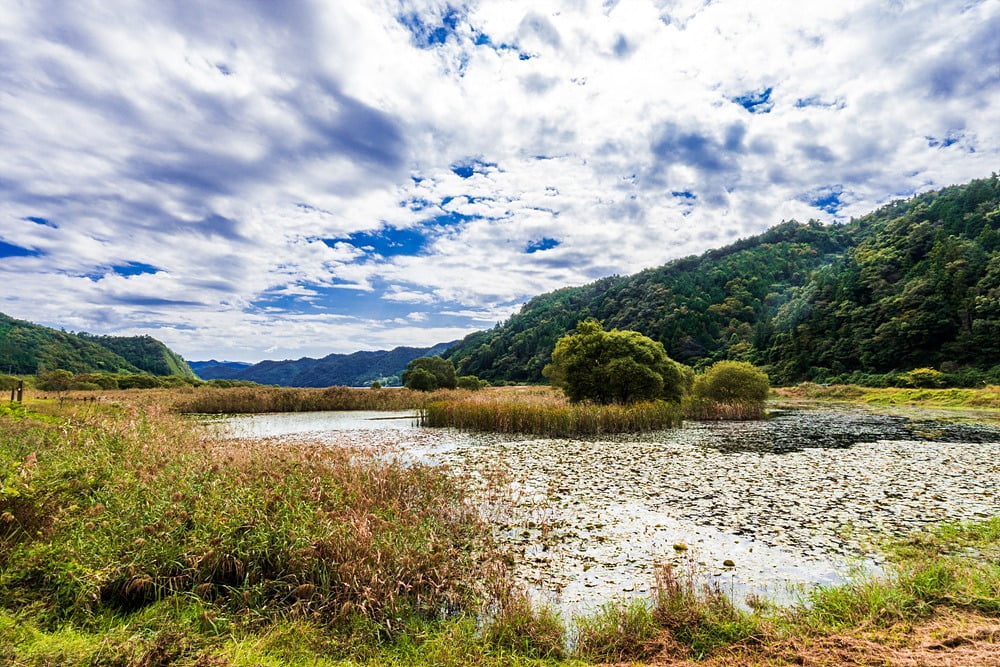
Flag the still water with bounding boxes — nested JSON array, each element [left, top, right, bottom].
[[215, 406, 1000, 612]]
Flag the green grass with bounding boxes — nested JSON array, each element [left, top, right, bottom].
[[776, 383, 1000, 410]]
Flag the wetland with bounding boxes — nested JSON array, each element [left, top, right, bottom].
[[217, 403, 1000, 614]]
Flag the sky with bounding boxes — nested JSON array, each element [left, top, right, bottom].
[[1, 0, 998, 362]]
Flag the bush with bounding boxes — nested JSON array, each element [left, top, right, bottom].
[[68, 382, 101, 391], [543, 320, 687, 404], [692, 361, 769, 404], [370, 381, 382, 390], [456, 375, 489, 390], [902, 367, 945, 388], [116, 375, 160, 389]]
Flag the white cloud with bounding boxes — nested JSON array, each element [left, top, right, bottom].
[[0, 0, 996, 360]]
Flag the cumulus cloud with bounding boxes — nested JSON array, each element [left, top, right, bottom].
[[0, 0, 997, 360]]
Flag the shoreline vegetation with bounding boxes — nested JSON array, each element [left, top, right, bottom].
[[776, 382, 1000, 412], [1, 394, 998, 665]]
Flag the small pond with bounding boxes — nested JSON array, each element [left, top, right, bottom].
[[214, 405, 1000, 614]]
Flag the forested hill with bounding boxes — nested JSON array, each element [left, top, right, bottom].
[[445, 175, 1000, 386], [0, 313, 196, 378], [192, 341, 457, 387]]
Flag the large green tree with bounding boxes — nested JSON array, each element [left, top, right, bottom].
[[543, 320, 687, 404], [402, 356, 457, 391]]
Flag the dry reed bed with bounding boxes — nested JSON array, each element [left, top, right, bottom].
[[419, 388, 683, 436], [166, 384, 474, 414]]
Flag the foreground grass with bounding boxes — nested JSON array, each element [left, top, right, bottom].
[[776, 382, 1000, 411], [2, 396, 997, 665], [0, 397, 576, 665]]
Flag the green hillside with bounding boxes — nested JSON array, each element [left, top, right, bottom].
[[0, 313, 195, 378], [79, 333, 197, 378], [446, 175, 1000, 386]]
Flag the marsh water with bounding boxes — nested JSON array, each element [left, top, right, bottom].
[[216, 405, 1000, 613]]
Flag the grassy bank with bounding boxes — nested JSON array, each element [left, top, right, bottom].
[[421, 388, 682, 436], [776, 382, 1000, 411]]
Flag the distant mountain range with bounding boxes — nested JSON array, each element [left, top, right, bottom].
[[0, 312, 196, 378], [190, 341, 457, 387]]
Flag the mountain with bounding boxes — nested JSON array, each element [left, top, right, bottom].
[[0, 313, 196, 377], [445, 175, 1000, 386], [191, 341, 458, 387], [188, 360, 253, 373]]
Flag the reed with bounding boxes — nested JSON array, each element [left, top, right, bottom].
[[420, 391, 682, 436], [167, 385, 471, 414], [682, 397, 766, 420]]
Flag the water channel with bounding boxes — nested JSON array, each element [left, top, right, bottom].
[[214, 405, 1000, 614]]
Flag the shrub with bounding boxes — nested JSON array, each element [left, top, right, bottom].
[[902, 367, 945, 388], [116, 375, 160, 389], [456, 375, 489, 390], [68, 382, 101, 391], [692, 361, 769, 404], [543, 320, 687, 404], [369, 381, 382, 390]]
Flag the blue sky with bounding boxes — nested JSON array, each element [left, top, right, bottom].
[[0, 0, 997, 361]]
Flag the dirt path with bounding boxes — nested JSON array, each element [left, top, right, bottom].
[[600, 611, 1000, 666]]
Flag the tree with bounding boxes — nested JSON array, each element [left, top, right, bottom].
[[543, 320, 687, 404], [404, 367, 438, 391], [36, 369, 74, 391], [402, 356, 458, 391], [692, 361, 769, 404]]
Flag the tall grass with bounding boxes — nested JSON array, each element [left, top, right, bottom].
[[421, 391, 682, 436], [682, 397, 766, 420], [0, 398, 503, 631]]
